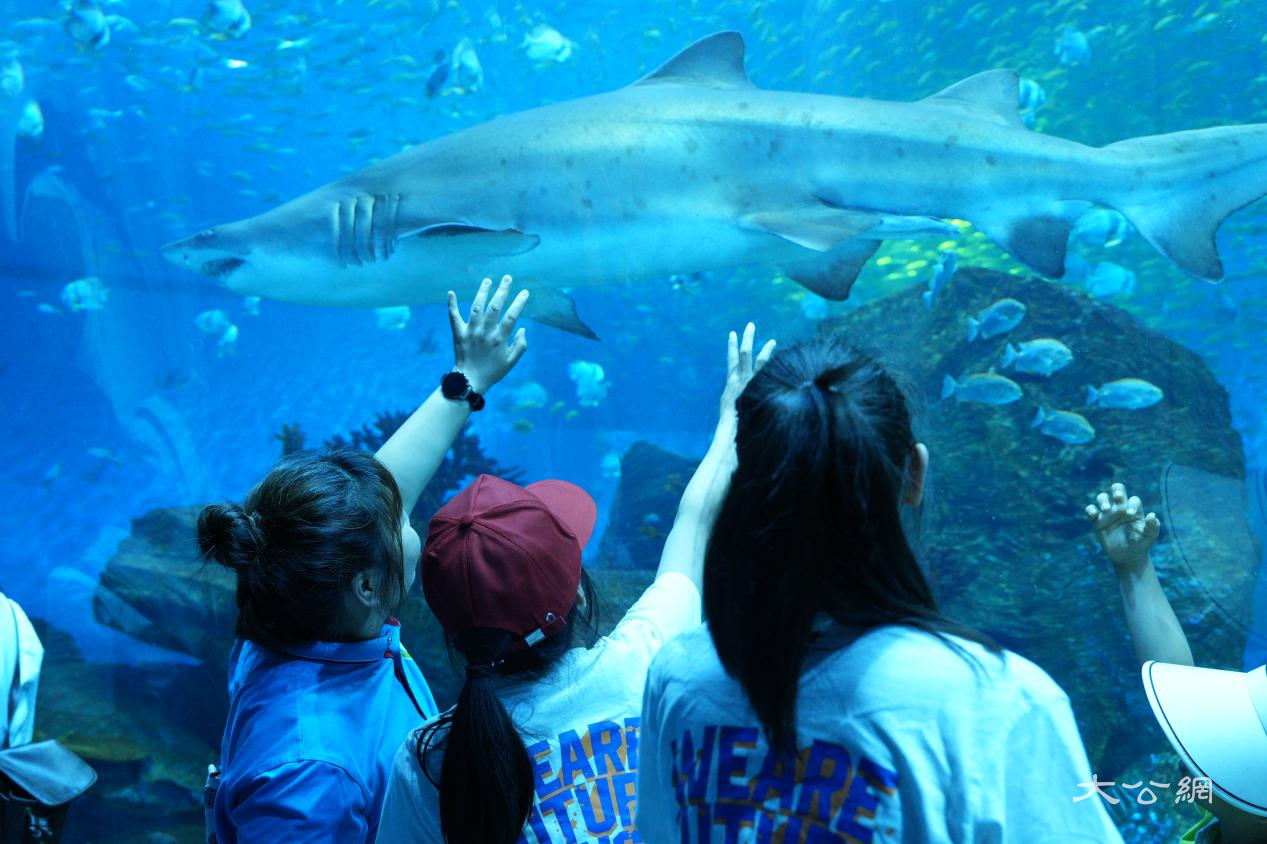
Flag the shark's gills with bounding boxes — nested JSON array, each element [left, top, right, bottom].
[[1105, 124, 1267, 282]]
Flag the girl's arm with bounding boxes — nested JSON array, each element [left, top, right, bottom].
[[1086, 483, 1194, 667], [375, 276, 528, 514], [656, 323, 776, 592]]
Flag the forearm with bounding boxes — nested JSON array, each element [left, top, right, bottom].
[[655, 416, 737, 588], [1115, 556, 1194, 667], [375, 389, 470, 515]]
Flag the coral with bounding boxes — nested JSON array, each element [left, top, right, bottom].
[[272, 412, 525, 527], [273, 421, 307, 457]]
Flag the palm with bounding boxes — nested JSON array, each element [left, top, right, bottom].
[[1086, 483, 1161, 566]]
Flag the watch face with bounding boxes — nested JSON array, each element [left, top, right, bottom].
[[441, 370, 469, 398]]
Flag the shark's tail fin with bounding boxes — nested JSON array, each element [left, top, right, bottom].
[[1105, 124, 1267, 282]]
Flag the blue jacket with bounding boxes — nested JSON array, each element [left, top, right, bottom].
[[214, 620, 438, 843]]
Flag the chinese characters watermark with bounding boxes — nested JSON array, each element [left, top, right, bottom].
[[1074, 774, 1213, 805]]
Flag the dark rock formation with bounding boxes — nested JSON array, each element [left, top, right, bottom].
[[596, 442, 698, 569]]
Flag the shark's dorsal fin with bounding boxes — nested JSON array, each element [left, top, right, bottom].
[[632, 31, 754, 89], [921, 69, 1025, 129]]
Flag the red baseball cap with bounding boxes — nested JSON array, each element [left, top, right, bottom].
[[422, 474, 597, 649]]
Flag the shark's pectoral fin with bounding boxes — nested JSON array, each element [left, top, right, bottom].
[[741, 206, 880, 252], [632, 31, 753, 90], [921, 69, 1025, 130], [975, 202, 1090, 278], [783, 239, 880, 301], [407, 223, 541, 257], [522, 285, 599, 340]]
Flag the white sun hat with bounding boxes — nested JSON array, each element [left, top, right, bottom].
[[1141, 660, 1267, 817]]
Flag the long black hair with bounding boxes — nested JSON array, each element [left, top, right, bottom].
[[704, 338, 999, 758], [417, 570, 599, 844], [197, 448, 407, 647]]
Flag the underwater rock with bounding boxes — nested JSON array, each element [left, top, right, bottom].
[[596, 442, 699, 570]]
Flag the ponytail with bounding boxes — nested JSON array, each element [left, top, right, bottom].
[[418, 572, 600, 844], [705, 339, 999, 759]]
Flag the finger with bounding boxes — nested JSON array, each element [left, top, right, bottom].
[[487, 274, 513, 318], [447, 290, 464, 334], [1111, 483, 1126, 502], [740, 322, 755, 373], [501, 289, 530, 337], [508, 327, 528, 365], [1126, 496, 1141, 516], [1096, 492, 1111, 511], [754, 339, 777, 370], [1085, 504, 1100, 521], [468, 277, 492, 325], [727, 330, 738, 374], [1144, 513, 1161, 540]]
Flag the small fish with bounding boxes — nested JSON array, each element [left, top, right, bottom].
[[799, 294, 829, 320], [1000, 339, 1073, 377], [510, 381, 548, 410], [449, 38, 484, 93], [217, 323, 239, 356], [195, 309, 231, 335], [86, 447, 123, 464], [922, 250, 957, 309], [521, 24, 577, 64], [203, 0, 251, 39], [642, 512, 662, 526], [1055, 24, 1090, 66], [17, 100, 44, 138], [601, 451, 621, 479], [1085, 379, 1163, 409], [36, 303, 62, 315], [0, 56, 23, 98], [242, 295, 261, 316], [1074, 208, 1130, 247], [568, 360, 608, 407], [60, 277, 109, 312], [1017, 78, 1046, 128], [967, 298, 1026, 342], [1083, 261, 1136, 298], [375, 306, 410, 330], [1032, 408, 1096, 444], [940, 372, 1023, 405], [513, 419, 535, 433], [424, 49, 449, 99], [65, 0, 110, 50]]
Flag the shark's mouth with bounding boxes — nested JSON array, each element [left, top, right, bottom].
[[201, 257, 247, 278]]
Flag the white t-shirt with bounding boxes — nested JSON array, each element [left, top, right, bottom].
[[637, 623, 1124, 844], [379, 572, 702, 843]]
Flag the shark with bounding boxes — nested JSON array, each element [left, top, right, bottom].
[[162, 31, 1267, 338]]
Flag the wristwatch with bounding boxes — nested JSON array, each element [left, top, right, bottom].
[[441, 370, 485, 411]]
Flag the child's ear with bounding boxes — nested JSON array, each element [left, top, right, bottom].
[[576, 583, 588, 610], [904, 443, 929, 506]]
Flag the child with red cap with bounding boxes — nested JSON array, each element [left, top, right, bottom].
[[378, 324, 776, 844]]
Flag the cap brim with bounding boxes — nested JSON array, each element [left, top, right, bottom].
[[526, 479, 597, 549], [1142, 661, 1267, 816]]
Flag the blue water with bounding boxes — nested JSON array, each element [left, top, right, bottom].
[[2, 0, 1267, 839]]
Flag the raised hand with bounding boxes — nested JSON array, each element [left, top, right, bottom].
[[447, 275, 529, 394], [721, 322, 777, 420], [1085, 482, 1161, 568]]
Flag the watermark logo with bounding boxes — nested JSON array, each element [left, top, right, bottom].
[[1074, 775, 1213, 805]]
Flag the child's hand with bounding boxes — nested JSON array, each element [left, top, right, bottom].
[[720, 322, 776, 421], [1085, 482, 1161, 568], [447, 275, 529, 394]]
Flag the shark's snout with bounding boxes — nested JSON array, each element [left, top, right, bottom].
[[161, 227, 250, 280]]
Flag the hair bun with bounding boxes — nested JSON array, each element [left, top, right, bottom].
[[197, 502, 264, 573]]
